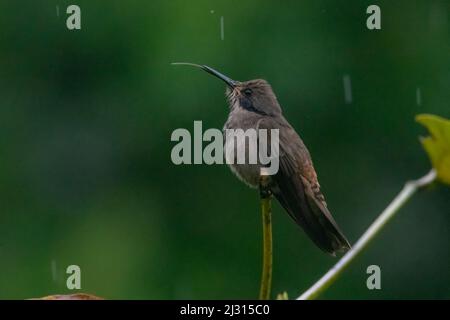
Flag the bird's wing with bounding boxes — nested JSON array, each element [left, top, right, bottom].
[[257, 117, 351, 255]]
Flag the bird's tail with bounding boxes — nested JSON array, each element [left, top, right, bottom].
[[272, 175, 351, 256]]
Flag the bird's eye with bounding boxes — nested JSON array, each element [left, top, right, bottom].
[[243, 88, 253, 96]]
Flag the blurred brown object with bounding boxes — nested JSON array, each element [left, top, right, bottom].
[[32, 293, 104, 300]]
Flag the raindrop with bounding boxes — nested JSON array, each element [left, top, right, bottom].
[[343, 74, 352, 104], [416, 87, 422, 106]]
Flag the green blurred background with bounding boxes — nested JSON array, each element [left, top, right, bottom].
[[0, 0, 449, 299]]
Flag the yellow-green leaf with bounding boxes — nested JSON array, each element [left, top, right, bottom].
[[276, 291, 289, 300], [416, 114, 450, 185]]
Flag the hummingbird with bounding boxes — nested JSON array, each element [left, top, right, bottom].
[[173, 63, 351, 256]]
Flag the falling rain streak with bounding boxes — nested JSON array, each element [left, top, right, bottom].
[[416, 87, 422, 106], [51, 259, 57, 282], [343, 74, 352, 104], [220, 16, 224, 40]]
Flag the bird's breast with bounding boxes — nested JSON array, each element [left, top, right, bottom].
[[223, 111, 265, 188]]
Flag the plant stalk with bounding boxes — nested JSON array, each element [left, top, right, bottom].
[[297, 169, 437, 300], [259, 174, 273, 300]]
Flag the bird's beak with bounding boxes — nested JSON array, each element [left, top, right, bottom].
[[201, 65, 238, 89], [171, 62, 237, 88]]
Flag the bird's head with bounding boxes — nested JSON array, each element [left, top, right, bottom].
[[172, 63, 282, 116]]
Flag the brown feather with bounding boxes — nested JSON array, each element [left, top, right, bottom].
[[258, 117, 351, 255]]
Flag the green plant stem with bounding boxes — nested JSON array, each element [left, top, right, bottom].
[[259, 175, 273, 300], [297, 169, 437, 300]]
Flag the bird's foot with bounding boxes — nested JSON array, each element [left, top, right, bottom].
[[259, 187, 272, 199]]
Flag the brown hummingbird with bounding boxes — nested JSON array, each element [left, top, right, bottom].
[[173, 63, 351, 255]]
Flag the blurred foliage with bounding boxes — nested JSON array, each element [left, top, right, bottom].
[[417, 114, 450, 185], [0, 0, 449, 299], [276, 291, 289, 300]]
